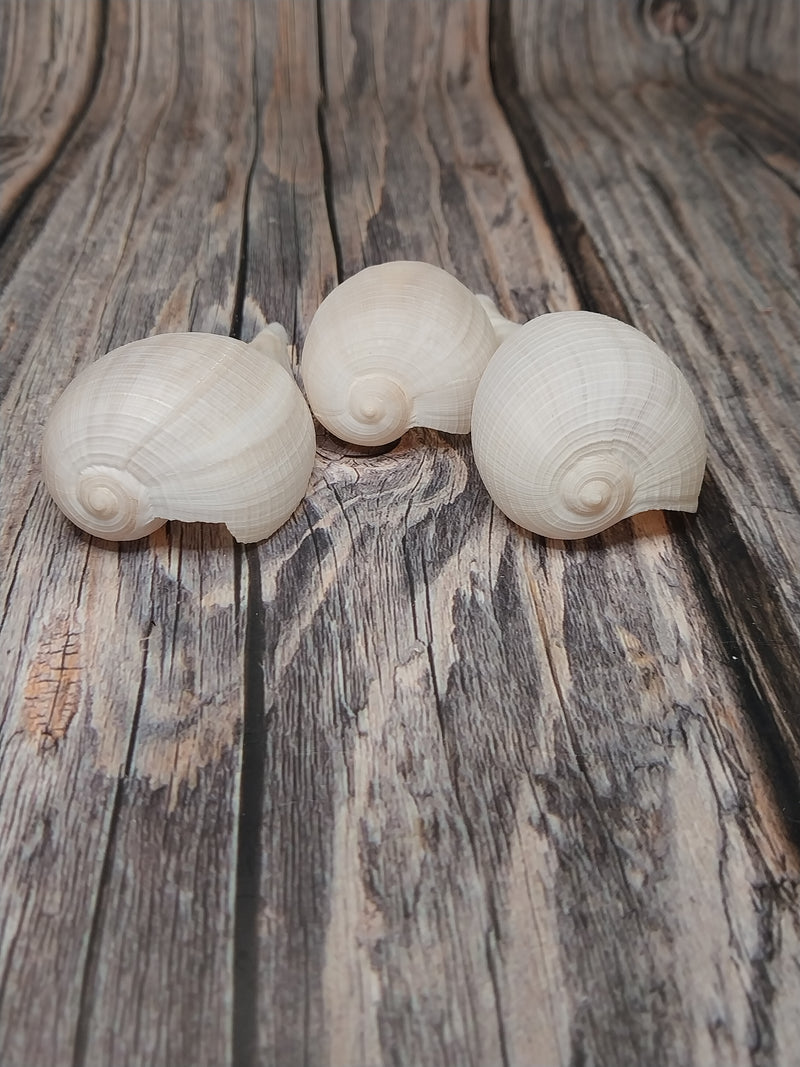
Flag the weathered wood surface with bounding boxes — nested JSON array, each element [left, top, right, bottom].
[[1, 3, 250, 1065], [504, 0, 800, 777], [0, 0, 103, 239], [1, 1, 799, 1065]]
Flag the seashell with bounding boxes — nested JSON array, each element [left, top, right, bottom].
[[471, 311, 706, 539], [301, 261, 499, 446], [41, 325, 316, 543], [475, 294, 523, 344]]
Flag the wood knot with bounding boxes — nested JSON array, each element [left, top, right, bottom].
[[644, 0, 703, 44]]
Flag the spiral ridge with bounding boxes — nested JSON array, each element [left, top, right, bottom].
[[471, 311, 707, 540], [344, 375, 412, 446], [74, 466, 154, 540], [555, 453, 634, 535]]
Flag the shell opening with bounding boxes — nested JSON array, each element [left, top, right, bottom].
[[345, 374, 411, 446]]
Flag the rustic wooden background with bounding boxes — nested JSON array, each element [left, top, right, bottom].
[[2, 1, 799, 1064]]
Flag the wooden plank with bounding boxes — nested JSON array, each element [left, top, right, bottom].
[[245, 0, 580, 1058], [243, 1, 800, 1064], [504, 0, 800, 97], [233, 3, 339, 1062], [1, 1, 799, 1064], [239, 0, 337, 350], [0, 1, 252, 1063], [493, 6, 800, 1056], [0, 0, 103, 238], [503, 0, 800, 773]]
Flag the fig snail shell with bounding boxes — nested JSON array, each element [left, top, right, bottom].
[[300, 261, 499, 446], [471, 311, 707, 539], [41, 326, 315, 543]]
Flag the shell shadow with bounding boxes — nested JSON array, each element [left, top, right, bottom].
[[503, 507, 699, 551], [82, 520, 237, 555]]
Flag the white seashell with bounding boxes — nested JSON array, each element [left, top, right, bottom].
[[474, 294, 523, 344], [41, 326, 315, 543], [301, 261, 499, 446], [471, 311, 706, 539]]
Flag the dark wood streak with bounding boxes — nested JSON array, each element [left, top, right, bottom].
[[232, 545, 268, 1067], [690, 479, 800, 817], [488, 0, 629, 319]]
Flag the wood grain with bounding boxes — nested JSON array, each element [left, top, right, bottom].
[[503, 0, 800, 776], [242, 1, 800, 1064], [505, 0, 800, 96], [0, 0, 103, 238], [1, 0, 799, 1065], [0, 2, 252, 1064], [234, 3, 338, 1061]]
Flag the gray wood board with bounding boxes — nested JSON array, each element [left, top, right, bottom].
[[0, 0, 103, 238], [245, 1, 800, 1064], [0, 1, 799, 1065], [1, 2, 250, 1064], [503, 0, 800, 780]]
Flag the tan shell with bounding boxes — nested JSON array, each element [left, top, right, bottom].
[[300, 261, 499, 446], [41, 326, 315, 543], [472, 311, 707, 539]]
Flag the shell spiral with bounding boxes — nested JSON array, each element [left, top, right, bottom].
[[345, 374, 412, 444], [301, 261, 499, 447], [41, 331, 316, 543], [471, 311, 707, 539], [69, 465, 161, 540]]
